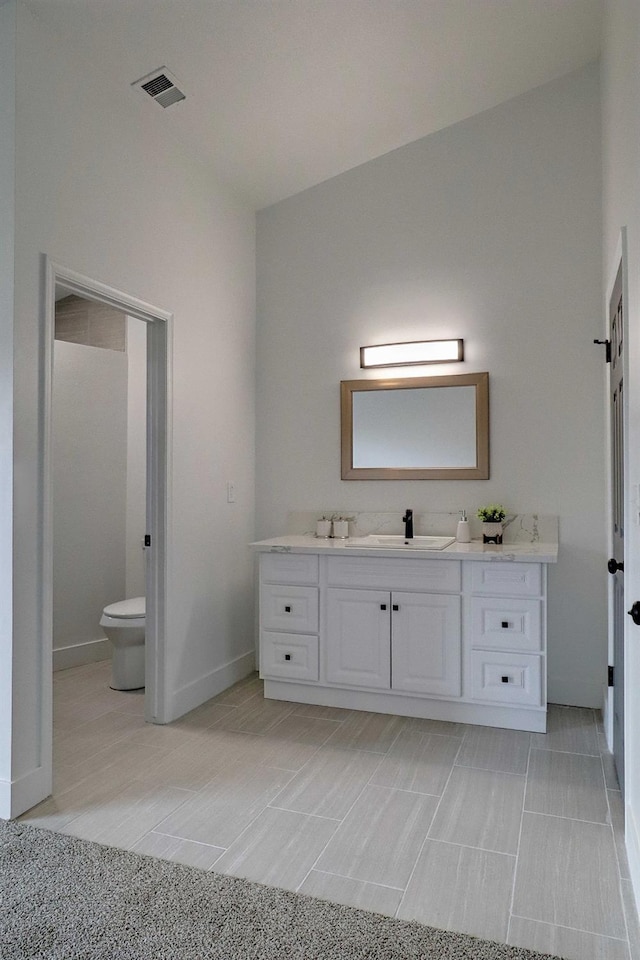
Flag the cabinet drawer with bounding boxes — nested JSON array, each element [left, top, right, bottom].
[[260, 552, 319, 585], [261, 584, 318, 633], [327, 556, 460, 592], [470, 562, 542, 597], [471, 597, 542, 652], [260, 632, 319, 681], [470, 651, 542, 706]]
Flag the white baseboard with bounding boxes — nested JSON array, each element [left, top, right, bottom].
[[602, 683, 614, 751], [264, 680, 547, 732], [626, 799, 640, 919], [166, 650, 255, 723], [53, 638, 111, 672], [0, 763, 52, 820]]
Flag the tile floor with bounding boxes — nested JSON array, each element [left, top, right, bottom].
[[21, 661, 640, 960]]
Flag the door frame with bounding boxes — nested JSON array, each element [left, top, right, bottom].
[[41, 258, 173, 787], [604, 228, 629, 756]]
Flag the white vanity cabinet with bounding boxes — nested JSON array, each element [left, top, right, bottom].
[[325, 589, 461, 696], [255, 541, 554, 733], [465, 561, 545, 709], [259, 553, 320, 683]]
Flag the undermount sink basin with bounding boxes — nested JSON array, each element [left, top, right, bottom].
[[345, 535, 456, 551]]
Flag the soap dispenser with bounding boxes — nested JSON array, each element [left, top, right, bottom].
[[456, 510, 471, 543]]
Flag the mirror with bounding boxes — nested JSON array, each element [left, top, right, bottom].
[[341, 372, 489, 480]]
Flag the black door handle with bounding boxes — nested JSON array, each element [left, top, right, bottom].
[[628, 601, 640, 626], [608, 558, 624, 574]]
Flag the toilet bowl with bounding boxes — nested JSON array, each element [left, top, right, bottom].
[[100, 596, 146, 690]]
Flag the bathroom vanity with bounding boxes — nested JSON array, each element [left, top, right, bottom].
[[252, 535, 558, 733]]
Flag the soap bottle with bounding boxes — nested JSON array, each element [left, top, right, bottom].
[[456, 510, 471, 543]]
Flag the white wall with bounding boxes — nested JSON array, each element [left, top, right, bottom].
[[52, 341, 127, 662], [257, 64, 603, 709], [602, 0, 640, 905], [126, 317, 147, 600], [0, 0, 16, 798], [5, 1, 256, 815]]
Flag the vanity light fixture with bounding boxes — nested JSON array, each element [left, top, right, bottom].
[[360, 338, 464, 368]]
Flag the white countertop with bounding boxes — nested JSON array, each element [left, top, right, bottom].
[[251, 535, 558, 563]]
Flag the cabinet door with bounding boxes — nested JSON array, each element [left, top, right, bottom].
[[391, 592, 461, 697], [326, 588, 391, 689]]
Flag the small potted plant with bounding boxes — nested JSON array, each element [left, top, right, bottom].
[[477, 504, 506, 544]]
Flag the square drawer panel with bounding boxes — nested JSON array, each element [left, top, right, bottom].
[[260, 552, 319, 585], [471, 650, 542, 706], [261, 584, 319, 633], [469, 562, 542, 597], [260, 631, 319, 682], [327, 556, 460, 592], [471, 597, 542, 652]]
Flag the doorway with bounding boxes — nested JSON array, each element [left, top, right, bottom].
[[42, 260, 172, 770], [52, 295, 147, 682]]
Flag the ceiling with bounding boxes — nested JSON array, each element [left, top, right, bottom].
[[25, 0, 603, 210]]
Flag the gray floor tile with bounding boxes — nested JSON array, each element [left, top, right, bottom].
[[324, 711, 405, 753], [272, 745, 382, 819], [153, 762, 293, 847], [292, 703, 355, 721], [370, 729, 460, 795], [299, 870, 403, 917], [525, 748, 608, 823], [212, 674, 262, 705], [171, 700, 239, 733], [402, 716, 469, 738], [239, 732, 320, 771], [508, 916, 630, 960], [48, 666, 635, 960], [131, 832, 224, 869], [622, 879, 640, 959], [214, 806, 338, 892], [63, 783, 193, 850], [531, 704, 599, 755], [398, 840, 515, 942], [53, 738, 168, 794], [54, 710, 146, 765], [218, 696, 296, 734], [54, 691, 133, 730], [602, 749, 621, 790], [316, 784, 438, 888], [428, 765, 525, 854], [456, 726, 530, 775], [512, 812, 626, 939], [264, 712, 344, 745], [609, 789, 631, 880]]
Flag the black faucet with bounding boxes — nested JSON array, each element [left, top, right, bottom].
[[402, 509, 414, 539]]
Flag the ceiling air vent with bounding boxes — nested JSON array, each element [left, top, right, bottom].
[[132, 68, 185, 108]]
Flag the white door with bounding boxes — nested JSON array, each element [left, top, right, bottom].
[[391, 591, 461, 697], [609, 259, 625, 794], [326, 588, 390, 688]]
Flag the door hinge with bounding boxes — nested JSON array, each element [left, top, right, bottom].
[[608, 665, 614, 687], [594, 339, 611, 363], [144, 534, 151, 547]]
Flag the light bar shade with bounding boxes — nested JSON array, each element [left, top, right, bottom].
[[360, 339, 464, 368]]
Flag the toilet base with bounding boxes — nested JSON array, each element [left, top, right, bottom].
[[111, 642, 145, 691]]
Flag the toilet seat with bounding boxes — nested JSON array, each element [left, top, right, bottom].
[[103, 597, 145, 620]]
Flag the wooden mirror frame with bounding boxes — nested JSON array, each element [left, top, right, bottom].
[[340, 371, 489, 480]]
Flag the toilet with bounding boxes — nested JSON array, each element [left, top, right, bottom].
[[100, 596, 146, 690]]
